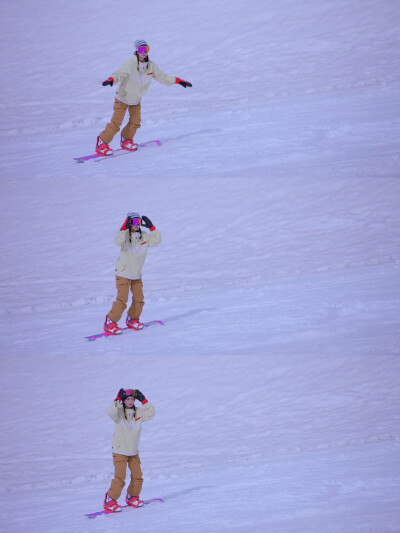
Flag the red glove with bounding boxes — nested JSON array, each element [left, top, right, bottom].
[[134, 389, 148, 404], [175, 78, 192, 88], [102, 77, 114, 86], [115, 388, 126, 402], [141, 215, 155, 231], [120, 218, 129, 230]]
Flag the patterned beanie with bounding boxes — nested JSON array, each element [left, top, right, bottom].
[[134, 39, 149, 51], [127, 211, 141, 220]]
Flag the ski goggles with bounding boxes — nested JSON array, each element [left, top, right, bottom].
[[124, 389, 136, 397], [137, 45, 150, 54], [129, 217, 141, 226]]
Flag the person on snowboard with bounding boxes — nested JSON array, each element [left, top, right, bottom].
[[104, 388, 155, 513], [96, 38, 192, 156], [104, 211, 161, 335]]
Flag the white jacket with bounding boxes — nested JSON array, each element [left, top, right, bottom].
[[112, 55, 176, 105], [108, 400, 155, 456], [114, 228, 161, 280]]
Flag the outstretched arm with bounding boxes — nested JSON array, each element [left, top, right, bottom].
[[175, 77, 192, 88]]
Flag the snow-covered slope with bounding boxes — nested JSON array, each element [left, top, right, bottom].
[[0, 1, 399, 532]]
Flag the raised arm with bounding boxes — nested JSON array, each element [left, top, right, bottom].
[[133, 389, 155, 421], [107, 389, 125, 421], [141, 216, 161, 246]]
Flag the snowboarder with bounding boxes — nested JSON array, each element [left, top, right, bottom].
[[96, 39, 192, 156], [104, 212, 161, 335], [104, 388, 155, 513]]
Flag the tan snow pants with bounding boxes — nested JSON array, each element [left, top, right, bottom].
[[100, 99, 141, 144], [108, 276, 144, 323], [108, 453, 143, 500]]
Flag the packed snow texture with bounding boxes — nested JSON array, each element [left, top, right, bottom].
[[0, 0, 400, 532]]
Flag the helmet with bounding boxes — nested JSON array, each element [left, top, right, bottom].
[[118, 388, 136, 402], [126, 212, 142, 228], [126, 211, 141, 219], [134, 39, 149, 51]]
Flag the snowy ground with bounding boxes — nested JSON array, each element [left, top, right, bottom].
[[1, 0, 400, 532]]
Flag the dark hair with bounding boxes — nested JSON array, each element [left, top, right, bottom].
[[123, 402, 136, 420], [128, 224, 142, 243], [135, 51, 149, 72]]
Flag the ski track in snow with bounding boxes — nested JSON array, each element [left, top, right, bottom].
[[1, 0, 400, 532]]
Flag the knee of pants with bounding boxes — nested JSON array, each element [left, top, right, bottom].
[[113, 476, 126, 488], [110, 121, 122, 133]]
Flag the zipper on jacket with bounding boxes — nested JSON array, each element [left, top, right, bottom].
[[139, 62, 147, 83]]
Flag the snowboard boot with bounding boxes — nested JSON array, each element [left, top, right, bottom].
[[104, 315, 122, 335], [96, 136, 113, 156], [126, 316, 144, 330], [103, 493, 122, 512], [121, 137, 139, 152], [125, 494, 144, 508]]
